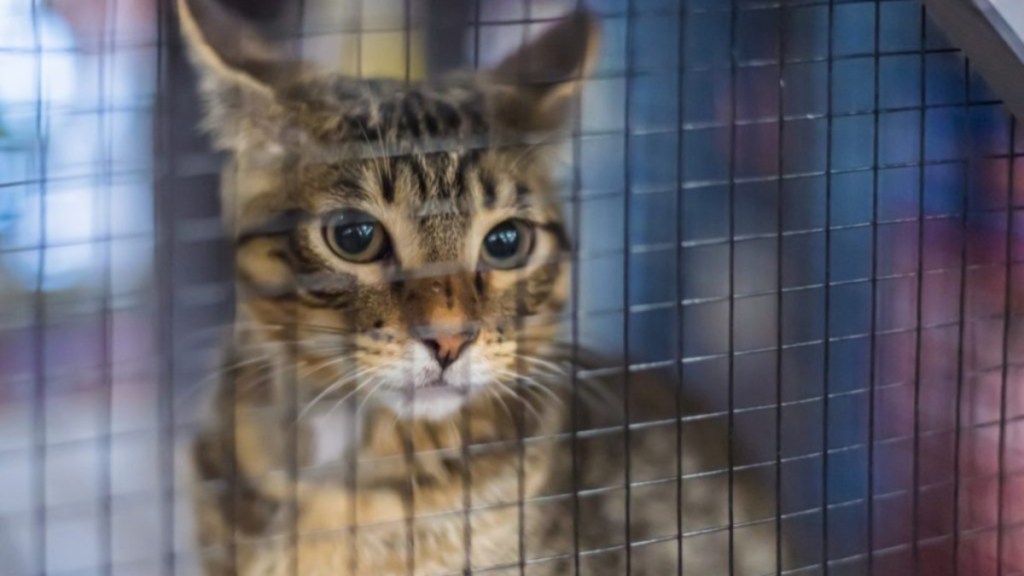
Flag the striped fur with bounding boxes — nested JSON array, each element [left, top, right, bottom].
[[179, 0, 786, 574]]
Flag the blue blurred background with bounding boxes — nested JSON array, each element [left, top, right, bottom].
[[0, 0, 1020, 574]]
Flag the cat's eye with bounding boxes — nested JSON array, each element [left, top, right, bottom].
[[481, 220, 534, 270], [323, 210, 391, 263]]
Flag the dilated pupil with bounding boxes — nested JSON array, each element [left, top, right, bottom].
[[336, 223, 376, 254], [485, 223, 520, 259]]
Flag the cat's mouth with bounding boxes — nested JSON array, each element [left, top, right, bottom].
[[411, 384, 463, 400], [421, 376, 450, 389]]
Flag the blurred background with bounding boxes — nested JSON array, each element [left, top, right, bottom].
[[1, 0, 1023, 574]]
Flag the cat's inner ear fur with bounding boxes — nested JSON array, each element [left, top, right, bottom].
[[489, 10, 601, 133], [177, 0, 307, 150]]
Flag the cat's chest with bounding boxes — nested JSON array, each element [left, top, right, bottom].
[[307, 408, 360, 469], [281, 470, 527, 576]]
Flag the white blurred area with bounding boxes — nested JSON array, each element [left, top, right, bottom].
[[990, 0, 1024, 36], [0, 1, 164, 574], [0, 0, 154, 299]]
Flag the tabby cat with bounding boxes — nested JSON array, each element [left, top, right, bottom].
[[179, 0, 785, 573]]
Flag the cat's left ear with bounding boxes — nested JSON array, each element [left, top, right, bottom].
[[489, 10, 601, 133], [177, 0, 308, 150]]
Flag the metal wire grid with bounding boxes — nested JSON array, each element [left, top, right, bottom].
[[0, 0, 1022, 574]]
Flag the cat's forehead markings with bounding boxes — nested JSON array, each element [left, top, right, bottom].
[[413, 195, 466, 220]]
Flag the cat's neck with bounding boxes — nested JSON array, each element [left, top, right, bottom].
[[304, 389, 565, 471]]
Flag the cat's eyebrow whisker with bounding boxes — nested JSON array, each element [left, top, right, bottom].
[[374, 123, 396, 185], [355, 123, 395, 201]]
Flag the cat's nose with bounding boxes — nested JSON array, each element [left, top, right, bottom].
[[421, 327, 479, 370]]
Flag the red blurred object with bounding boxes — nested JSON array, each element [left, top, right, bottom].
[[880, 161, 1024, 575]]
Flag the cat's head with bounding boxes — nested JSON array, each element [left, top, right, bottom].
[[179, 0, 599, 420]]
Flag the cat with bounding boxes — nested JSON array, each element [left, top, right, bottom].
[[178, 0, 787, 574]]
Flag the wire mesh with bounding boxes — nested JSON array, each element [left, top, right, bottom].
[[0, 0, 1022, 575]]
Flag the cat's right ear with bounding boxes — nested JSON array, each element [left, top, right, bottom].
[[176, 0, 305, 150], [488, 10, 601, 133]]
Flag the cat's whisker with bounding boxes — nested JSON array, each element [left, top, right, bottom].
[[353, 377, 389, 420], [497, 360, 617, 415], [548, 381, 618, 416], [490, 373, 548, 408], [485, 387, 517, 425], [386, 411, 402, 438], [229, 343, 356, 360], [250, 321, 360, 338], [298, 366, 380, 421], [444, 419, 462, 448], [374, 123, 395, 183], [510, 353, 570, 375], [326, 369, 388, 421], [517, 383, 566, 412], [227, 330, 357, 348], [507, 360, 568, 383], [493, 369, 565, 410], [358, 124, 393, 190], [497, 356, 573, 387], [490, 381, 546, 423], [175, 354, 276, 407], [298, 356, 368, 382], [178, 321, 268, 349]]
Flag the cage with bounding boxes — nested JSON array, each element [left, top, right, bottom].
[[2, 0, 1024, 574]]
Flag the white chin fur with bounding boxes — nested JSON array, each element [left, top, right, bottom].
[[371, 342, 495, 421], [380, 388, 469, 421]]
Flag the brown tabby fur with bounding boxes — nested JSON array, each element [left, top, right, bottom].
[[178, 0, 786, 573]]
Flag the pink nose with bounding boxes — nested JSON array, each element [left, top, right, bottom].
[[421, 329, 479, 369]]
